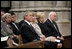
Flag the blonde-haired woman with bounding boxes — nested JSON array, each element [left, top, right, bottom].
[[36, 12, 46, 23], [30, 12, 46, 41]]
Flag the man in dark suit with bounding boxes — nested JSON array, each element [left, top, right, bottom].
[[8, 12, 21, 45], [9, 12, 20, 35], [19, 12, 40, 43], [45, 11, 64, 48]]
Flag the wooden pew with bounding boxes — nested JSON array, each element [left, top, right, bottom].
[[64, 36, 71, 48], [19, 41, 44, 48], [6, 41, 44, 48]]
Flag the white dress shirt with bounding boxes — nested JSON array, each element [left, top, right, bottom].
[[48, 18, 53, 23], [25, 20, 31, 25]]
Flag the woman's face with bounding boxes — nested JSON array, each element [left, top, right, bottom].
[[32, 15, 37, 22], [5, 16, 11, 23], [39, 17, 45, 23]]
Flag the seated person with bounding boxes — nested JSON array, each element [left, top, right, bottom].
[[9, 12, 22, 45], [1, 13, 14, 47], [9, 12, 20, 35], [45, 11, 64, 40], [1, 13, 20, 47], [30, 12, 45, 41], [18, 11, 40, 43], [45, 11, 64, 47]]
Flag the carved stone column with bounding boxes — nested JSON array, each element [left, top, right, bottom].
[[56, 1, 67, 7], [67, 1, 71, 7], [19, 1, 29, 8], [11, 1, 20, 9]]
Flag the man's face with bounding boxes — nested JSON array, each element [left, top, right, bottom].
[[11, 15, 16, 22], [51, 13, 57, 21], [26, 12, 33, 22]]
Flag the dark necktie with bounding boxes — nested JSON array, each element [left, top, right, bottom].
[[30, 24, 34, 30], [30, 24, 37, 33], [52, 22, 60, 37]]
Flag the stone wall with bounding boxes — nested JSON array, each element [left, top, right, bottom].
[[1, 1, 71, 36], [1, 1, 10, 7]]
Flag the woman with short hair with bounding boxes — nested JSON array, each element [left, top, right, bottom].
[[1, 13, 13, 47], [30, 12, 46, 41]]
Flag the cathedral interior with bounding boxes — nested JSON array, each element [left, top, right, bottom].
[[1, 1, 71, 48]]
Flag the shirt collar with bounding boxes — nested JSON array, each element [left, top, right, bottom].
[[25, 20, 31, 25], [48, 17, 53, 23]]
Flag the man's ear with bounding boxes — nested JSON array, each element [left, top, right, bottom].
[[25, 16, 27, 19]]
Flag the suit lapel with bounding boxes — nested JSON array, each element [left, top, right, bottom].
[[47, 19, 57, 31], [53, 21, 59, 32], [24, 21, 31, 28], [24, 21, 36, 33]]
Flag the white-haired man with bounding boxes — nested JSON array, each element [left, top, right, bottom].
[[45, 11, 64, 48]]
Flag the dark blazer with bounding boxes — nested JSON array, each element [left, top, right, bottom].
[[38, 22, 52, 37], [18, 20, 40, 43], [45, 19, 62, 37], [9, 22, 21, 35]]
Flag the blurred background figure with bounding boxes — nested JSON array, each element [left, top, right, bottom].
[[1, 13, 13, 47]]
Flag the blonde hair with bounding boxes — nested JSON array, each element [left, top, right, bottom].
[[36, 12, 45, 19], [36, 12, 46, 23], [32, 12, 38, 23]]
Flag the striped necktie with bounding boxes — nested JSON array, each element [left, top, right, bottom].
[[12, 23, 19, 31]]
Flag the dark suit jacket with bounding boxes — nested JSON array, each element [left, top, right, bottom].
[[38, 22, 52, 37], [45, 19, 62, 37], [18, 20, 40, 43], [9, 22, 20, 35]]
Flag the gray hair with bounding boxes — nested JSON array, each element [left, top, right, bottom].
[[3, 13, 11, 18], [2, 13, 11, 21], [36, 12, 45, 19], [48, 11, 56, 17], [24, 11, 29, 19], [24, 11, 33, 19]]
